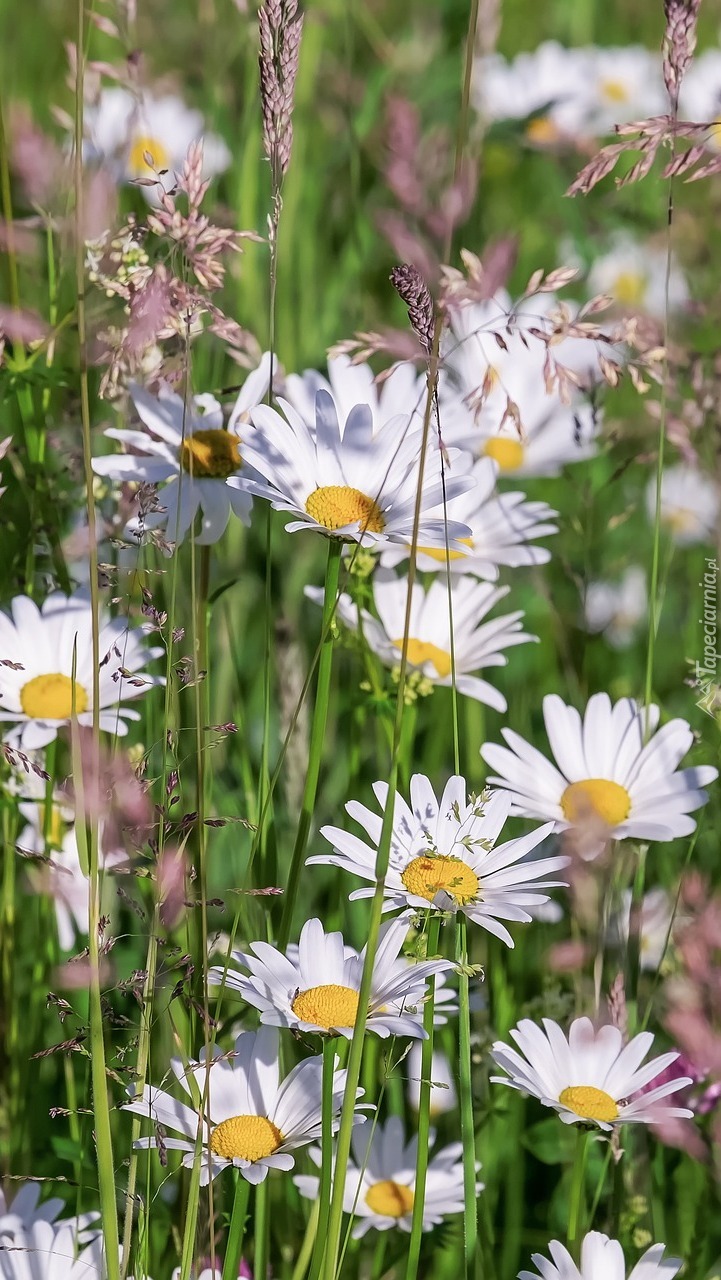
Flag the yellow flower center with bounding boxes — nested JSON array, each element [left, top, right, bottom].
[[209, 1114, 282, 1161], [391, 638, 452, 678], [416, 537, 474, 563], [663, 506, 696, 536], [305, 485, 385, 534], [483, 437, 525, 471], [712, 121, 721, 147], [612, 271, 647, 307], [20, 674, 88, 721], [291, 983, 360, 1030], [38, 804, 67, 850], [526, 116, 561, 145], [180, 430, 242, 479], [600, 78, 630, 104], [561, 779, 631, 827], [365, 1180, 415, 1218], [401, 854, 479, 906], [558, 1085, 619, 1123], [128, 135, 171, 176]]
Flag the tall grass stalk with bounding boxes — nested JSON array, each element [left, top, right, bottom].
[[308, 1036, 340, 1280], [277, 538, 342, 948], [403, 914, 441, 1280], [456, 916, 479, 1279]]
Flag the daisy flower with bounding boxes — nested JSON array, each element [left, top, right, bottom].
[[16, 789, 127, 951], [610, 887, 674, 973], [228, 389, 473, 547], [491, 1016, 693, 1130], [123, 1026, 365, 1185], [171, 1267, 250, 1280], [294, 1116, 480, 1237], [406, 1044, 458, 1116], [472, 42, 593, 142], [284, 352, 429, 434], [583, 566, 647, 649], [587, 234, 689, 319], [84, 86, 231, 198], [0, 1219, 107, 1279], [314, 777, 565, 947], [92, 356, 271, 548], [480, 691, 718, 849], [439, 293, 601, 477], [0, 591, 163, 751], [0, 1186, 97, 1241], [647, 465, 720, 546], [379, 457, 558, 579], [209, 916, 453, 1040], [307, 571, 535, 710], [580, 46, 665, 135], [519, 1231, 682, 1280]]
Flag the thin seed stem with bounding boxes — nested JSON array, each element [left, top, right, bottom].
[[456, 915, 479, 1279], [567, 1127, 589, 1261], [308, 1036, 339, 1280], [277, 538, 342, 949], [404, 914, 441, 1280]]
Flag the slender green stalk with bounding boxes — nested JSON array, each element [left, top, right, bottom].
[[277, 538, 342, 948], [222, 1174, 251, 1280], [291, 1199, 320, 1280], [456, 916, 479, 1279], [567, 1128, 589, 1261], [120, 924, 159, 1279], [404, 915, 441, 1280], [308, 1037, 339, 1280], [322, 319, 443, 1280], [254, 1178, 271, 1280], [587, 1142, 614, 1227]]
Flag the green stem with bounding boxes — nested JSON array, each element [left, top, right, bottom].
[[120, 923, 159, 1279], [404, 915, 441, 1280], [567, 1128, 589, 1262], [587, 1142, 614, 1228], [308, 1037, 338, 1280], [277, 538, 342, 948], [222, 1174, 251, 1280], [254, 1178, 271, 1280], [456, 916, 479, 1279], [291, 1199, 319, 1280]]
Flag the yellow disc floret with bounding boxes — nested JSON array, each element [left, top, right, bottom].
[[305, 485, 385, 534], [20, 674, 88, 721], [291, 983, 360, 1030], [600, 78, 630, 104], [612, 271, 647, 307], [365, 1180, 415, 1217], [483, 437, 525, 471], [180, 430, 242, 478], [392, 638, 453, 679], [401, 854, 479, 906], [416, 537, 473, 563], [128, 135, 171, 176], [561, 779, 631, 828], [559, 1085, 619, 1123], [210, 1114, 282, 1161]]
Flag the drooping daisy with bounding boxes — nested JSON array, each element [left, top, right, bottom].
[[480, 692, 717, 849], [379, 457, 559, 579], [519, 1231, 682, 1280], [646, 465, 720, 546], [439, 293, 601, 477], [0, 1219, 107, 1279], [294, 1116, 480, 1237], [16, 789, 127, 951], [610, 887, 674, 973], [406, 1044, 458, 1116], [0, 591, 163, 751], [228, 390, 473, 547], [84, 86, 231, 197], [171, 1266, 251, 1280], [284, 352, 429, 434], [472, 42, 593, 142], [92, 356, 271, 548], [587, 234, 689, 319], [306, 572, 536, 711], [580, 46, 665, 136], [583, 566, 647, 650], [491, 1016, 693, 1130], [209, 916, 454, 1040], [314, 777, 565, 947], [123, 1026, 365, 1185]]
